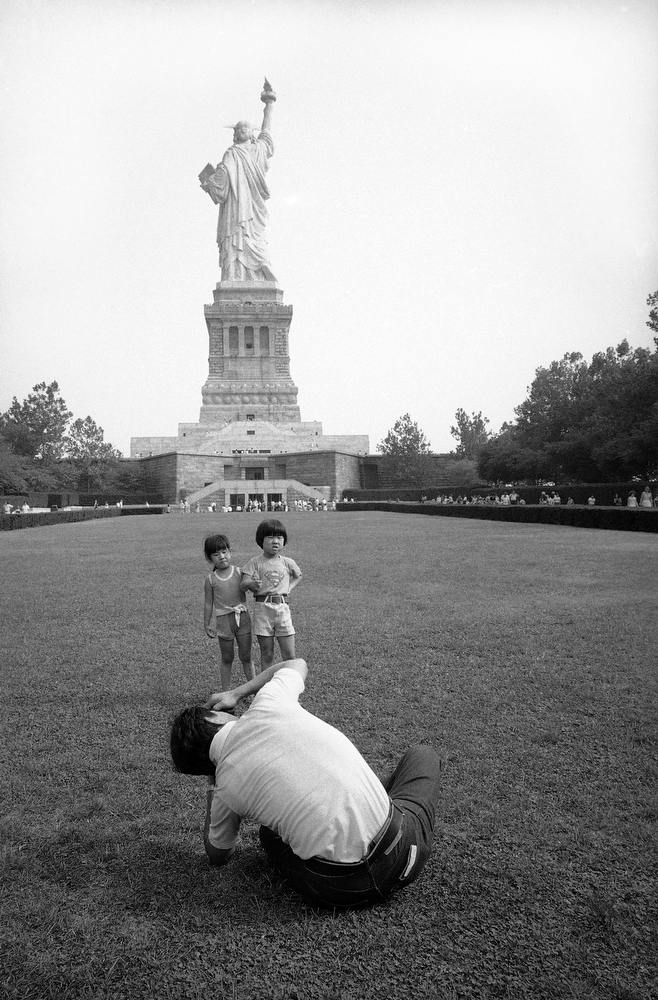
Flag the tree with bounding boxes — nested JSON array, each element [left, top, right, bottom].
[[476, 330, 658, 484], [0, 382, 72, 461], [442, 458, 481, 487], [64, 416, 122, 463], [0, 432, 62, 493], [476, 425, 544, 484], [584, 341, 658, 480], [0, 434, 31, 493], [104, 459, 150, 498], [450, 409, 491, 459], [513, 352, 589, 456], [0, 382, 122, 493], [376, 414, 431, 456], [376, 413, 432, 489], [61, 417, 123, 492], [647, 290, 658, 337]]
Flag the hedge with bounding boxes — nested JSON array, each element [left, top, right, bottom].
[[118, 506, 169, 517], [336, 501, 658, 533], [343, 481, 657, 506], [0, 506, 168, 532]]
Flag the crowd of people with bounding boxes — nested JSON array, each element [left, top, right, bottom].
[[624, 487, 657, 508], [418, 491, 530, 506], [422, 492, 527, 506], [408, 488, 658, 508], [179, 497, 338, 514], [2, 500, 31, 514]]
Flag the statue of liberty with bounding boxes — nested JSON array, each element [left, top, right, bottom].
[[200, 79, 277, 281]]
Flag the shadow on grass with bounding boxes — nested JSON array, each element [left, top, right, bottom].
[[29, 825, 326, 924]]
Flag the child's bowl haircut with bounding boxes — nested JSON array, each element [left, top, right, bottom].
[[255, 519, 288, 548]]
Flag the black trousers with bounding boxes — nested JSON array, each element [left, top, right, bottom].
[[259, 745, 442, 909]]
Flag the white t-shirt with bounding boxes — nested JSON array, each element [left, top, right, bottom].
[[208, 668, 390, 862]]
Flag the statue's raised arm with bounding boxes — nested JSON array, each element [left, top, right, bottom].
[[200, 78, 277, 282], [260, 77, 276, 134]]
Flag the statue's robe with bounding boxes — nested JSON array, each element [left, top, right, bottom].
[[206, 131, 274, 281]]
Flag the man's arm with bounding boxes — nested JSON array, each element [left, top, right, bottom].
[[203, 784, 235, 866], [205, 658, 307, 711]]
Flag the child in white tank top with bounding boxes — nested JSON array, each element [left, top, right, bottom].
[[204, 534, 255, 690]]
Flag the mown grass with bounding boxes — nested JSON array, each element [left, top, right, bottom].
[[1, 512, 657, 1000]]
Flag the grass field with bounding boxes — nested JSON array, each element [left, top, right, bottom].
[[2, 511, 657, 1000]]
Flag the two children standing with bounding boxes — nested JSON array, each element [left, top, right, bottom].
[[203, 519, 302, 689]]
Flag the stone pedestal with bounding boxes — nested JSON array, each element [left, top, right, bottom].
[[200, 280, 301, 425], [130, 277, 369, 465]]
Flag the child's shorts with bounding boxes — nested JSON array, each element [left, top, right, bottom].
[[215, 610, 252, 642], [252, 600, 295, 638]]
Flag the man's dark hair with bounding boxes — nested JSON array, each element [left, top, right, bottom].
[[170, 706, 221, 776], [255, 519, 287, 548], [204, 534, 231, 561]]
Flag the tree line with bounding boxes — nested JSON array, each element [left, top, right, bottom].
[[378, 291, 658, 485], [0, 382, 144, 495]]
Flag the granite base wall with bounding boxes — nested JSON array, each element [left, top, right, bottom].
[[132, 449, 364, 501]]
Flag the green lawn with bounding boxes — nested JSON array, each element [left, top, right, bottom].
[[2, 512, 657, 1000]]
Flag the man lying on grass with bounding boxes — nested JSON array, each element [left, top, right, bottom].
[[170, 659, 442, 909]]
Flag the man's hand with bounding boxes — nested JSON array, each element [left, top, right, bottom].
[[204, 690, 239, 712], [204, 625, 216, 639], [204, 659, 307, 713]]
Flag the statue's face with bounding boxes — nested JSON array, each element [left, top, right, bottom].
[[233, 121, 253, 143]]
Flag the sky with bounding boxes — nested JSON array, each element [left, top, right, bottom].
[[1, 0, 657, 457]]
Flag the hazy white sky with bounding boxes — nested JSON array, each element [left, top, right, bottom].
[[1, 0, 657, 456]]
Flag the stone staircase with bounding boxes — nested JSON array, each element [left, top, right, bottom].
[[185, 479, 330, 507]]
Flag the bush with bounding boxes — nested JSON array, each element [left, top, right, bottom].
[[119, 505, 169, 517], [337, 501, 658, 533], [0, 505, 169, 531], [343, 486, 481, 502], [0, 508, 121, 531]]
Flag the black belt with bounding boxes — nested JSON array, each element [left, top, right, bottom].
[[304, 802, 404, 875], [255, 595, 288, 604]]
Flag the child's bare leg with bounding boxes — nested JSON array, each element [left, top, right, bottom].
[[258, 635, 275, 670], [218, 638, 235, 690], [236, 631, 255, 681], [277, 635, 296, 661]]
